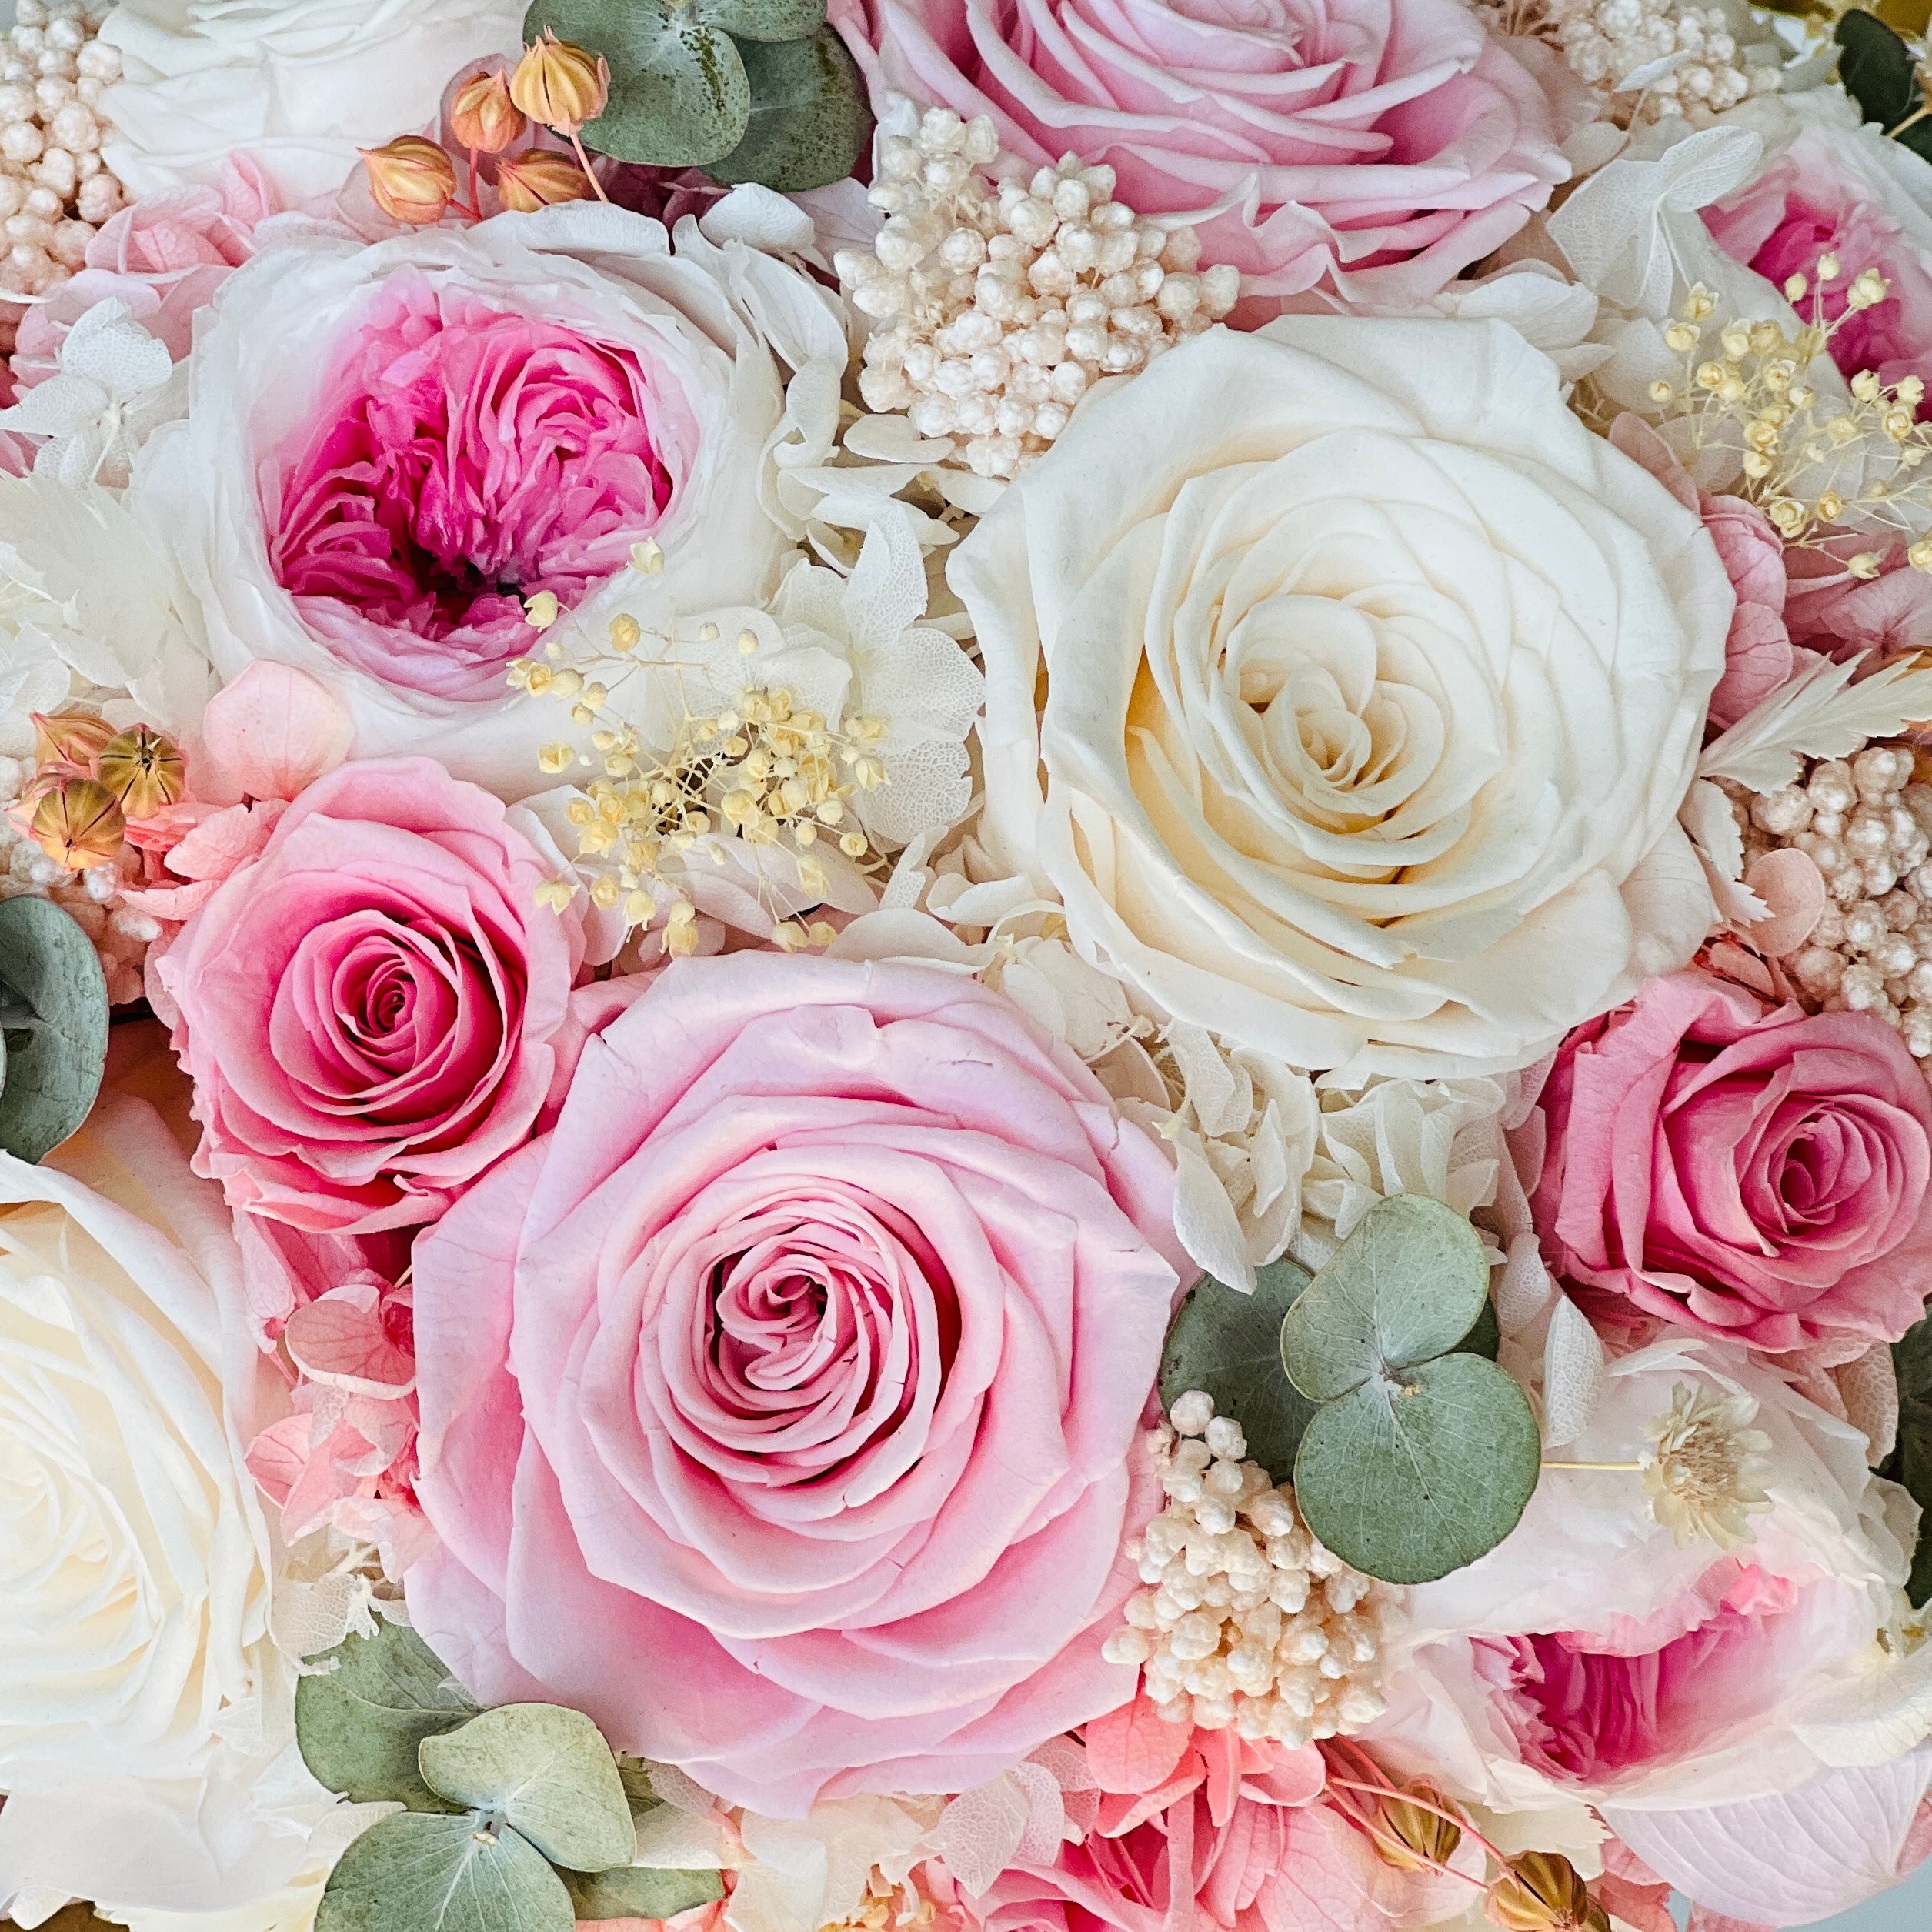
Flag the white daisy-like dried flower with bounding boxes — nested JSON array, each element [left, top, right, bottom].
[[1640, 1380, 1774, 1550]]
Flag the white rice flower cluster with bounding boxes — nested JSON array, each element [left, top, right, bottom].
[[1103, 1390, 1402, 1744], [0, 0, 125, 301], [834, 108, 1240, 482], [0, 754, 157, 1004], [1730, 746, 1932, 1060], [1490, 0, 1779, 126]]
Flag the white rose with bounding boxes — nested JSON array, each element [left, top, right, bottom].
[[100, 0, 525, 202], [129, 202, 847, 799], [1370, 1336, 1920, 1819], [0, 1076, 297, 1917], [954, 316, 1731, 1081]]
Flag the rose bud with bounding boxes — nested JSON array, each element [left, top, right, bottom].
[[509, 30, 609, 134], [496, 148, 595, 213], [97, 725, 186, 821], [452, 67, 527, 155], [359, 135, 458, 225], [31, 777, 125, 872], [1485, 1854, 1610, 1932]]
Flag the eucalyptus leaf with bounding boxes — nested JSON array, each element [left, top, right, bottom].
[[1293, 1352, 1541, 1585], [1279, 1194, 1490, 1403], [1461, 1292, 1500, 1363], [0, 894, 107, 1163], [618, 1757, 663, 1819], [529, 0, 752, 165], [563, 1866, 726, 1922], [1890, 1310, 1932, 1606], [1159, 1260, 1318, 1478], [701, 0, 826, 41], [315, 1813, 575, 1932], [1836, 12, 1932, 166], [297, 1621, 479, 1812], [706, 28, 872, 192], [419, 1703, 636, 1873]]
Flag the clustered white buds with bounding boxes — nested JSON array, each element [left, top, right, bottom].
[[0, 0, 125, 302], [835, 108, 1239, 482], [1103, 1390, 1401, 1746], [1732, 743, 1932, 1060], [1493, 0, 1779, 126], [0, 756, 154, 1003]]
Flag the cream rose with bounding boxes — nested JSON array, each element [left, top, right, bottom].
[[955, 318, 1732, 1079], [0, 1068, 297, 1918], [101, 0, 526, 202]]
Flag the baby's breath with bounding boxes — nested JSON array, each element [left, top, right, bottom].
[[1639, 265, 1932, 568]]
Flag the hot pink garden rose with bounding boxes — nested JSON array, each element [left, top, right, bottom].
[[1527, 970, 1932, 1352], [405, 953, 1186, 1816], [829, 0, 1574, 305], [155, 755, 585, 1233]]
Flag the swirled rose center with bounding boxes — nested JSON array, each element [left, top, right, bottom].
[[269, 280, 674, 649]]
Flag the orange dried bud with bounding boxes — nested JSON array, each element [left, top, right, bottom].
[[452, 67, 527, 155], [1486, 1854, 1610, 1932], [1362, 1784, 1463, 1875], [509, 31, 609, 134], [359, 135, 458, 225], [496, 148, 596, 214], [97, 725, 186, 821], [31, 777, 125, 872], [31, 709, 115, 774]]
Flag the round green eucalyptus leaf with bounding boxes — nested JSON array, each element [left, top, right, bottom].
[[705, 28, 872, 192], [564, 1866, 726, 1923], [316, 1812, 575, 1932], [1292, 1352, 1542, 1585], [1279, 1194, 1490, 1403], [0, 894, 107, 1163], [699, 0, 826, 41], [1159, 1260, 1317, 1480], [419, 1704, 635, 1873], [296, 1621, 479, 1812], [529, 0, 752, 166]]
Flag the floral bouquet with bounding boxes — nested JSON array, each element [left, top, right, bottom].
[[8, 1, 1932, 1930]]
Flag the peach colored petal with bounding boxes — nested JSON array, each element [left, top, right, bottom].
[[1742, 848, 1827, 957], [201, 661, 354, 805], [164, 800, 287, 883]]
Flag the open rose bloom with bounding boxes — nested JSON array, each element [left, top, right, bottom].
[[12, 6, 1932, 1932]]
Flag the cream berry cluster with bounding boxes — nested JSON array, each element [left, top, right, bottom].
[[1103, 1391, 1400, 1746], [0, 0, 125, 301], [835, 108, 1239, 482]]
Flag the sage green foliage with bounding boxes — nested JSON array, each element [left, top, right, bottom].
[[523, 0, 870, 188], [315, 1813, 575, 1932], [1160, 1260, 1320, 1477], [1279, 1195, 1540, 1585], [564, 1866, 726, 1922], [0, 894, 108, 1162], [305, 1627, 725, 1932], [296, 1621, 479, 1811], [1886, 1310, 1932, 1605], [417, 1704, 636, 1872], [1836, 12, 1932, 166]]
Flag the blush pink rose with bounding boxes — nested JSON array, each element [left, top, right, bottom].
[[10, 156, 282, 390], [1530, 970, 1932, 1352], [829, 0, 1574, 305], [154, 756, 586, 1233], [1704, 120, 1932, 393], [405, 953, 1187, 1816]]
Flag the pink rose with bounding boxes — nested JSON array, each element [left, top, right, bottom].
[[1529, 971, 1932, 1351], [406, 953, 1186, 1815], [829, 0, 1573, 305], [1704, 115, 1932, 392], [10, 157, 281, 390], [155, 756, 586, 1233]]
